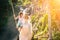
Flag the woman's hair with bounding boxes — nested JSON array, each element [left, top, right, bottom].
[[18, 11, 23, 15], [20, 12, 23, 15], [24, 14, 29, 19]]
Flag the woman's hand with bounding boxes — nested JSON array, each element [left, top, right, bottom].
[[18, 27, 21, 31], [18, 27, 23, 32], [18, 27, 21, 32]]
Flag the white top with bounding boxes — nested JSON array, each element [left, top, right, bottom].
[[18, 16, 23, 21], [17, 16, 23, 27], [19, 19, 32, 40]]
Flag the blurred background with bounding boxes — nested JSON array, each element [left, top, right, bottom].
[[0, 0, 60, 40]]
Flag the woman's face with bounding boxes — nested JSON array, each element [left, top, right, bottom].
[[20, 14, 23, 17]]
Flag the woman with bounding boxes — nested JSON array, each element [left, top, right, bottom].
[[19, 14, 32, 40], [14, 12, 23, 40], [14, 12, 23, 31]]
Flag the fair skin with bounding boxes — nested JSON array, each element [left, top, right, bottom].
[[23, 14, 32, 40], [14, 13, 23, 31], [14, 13, 23, 20], [24, 14, 29, 23]]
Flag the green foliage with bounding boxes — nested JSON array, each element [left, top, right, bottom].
[[16, 0, 31, 6], [52, 31, 60, 40], [31, 13, 48, 40], [0, 0, 12, 27]]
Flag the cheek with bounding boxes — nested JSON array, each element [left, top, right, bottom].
[[21, 15, 23, 16]]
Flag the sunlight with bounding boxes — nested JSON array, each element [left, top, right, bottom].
[[54, 0, 60, 4]]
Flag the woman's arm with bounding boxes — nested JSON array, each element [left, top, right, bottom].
[[14, 14, 19, 20], [15, 16, 19, 20]]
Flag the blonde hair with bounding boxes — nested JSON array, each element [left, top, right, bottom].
[[24, 14, 29, 19]]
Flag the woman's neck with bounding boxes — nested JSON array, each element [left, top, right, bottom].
[[25, 19, 28, 22]]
